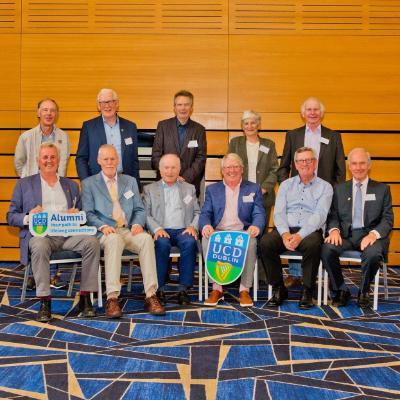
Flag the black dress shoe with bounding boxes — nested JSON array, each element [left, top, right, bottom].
[[332, 290, 351, 307], [78, 294, 97, 318], [357, 292, 371, 309], [157, 290, 166, 306], [37, 299, 51, 323], [299, 288, 314, 309], [178, 290, 191, 305], [266, 286, 288, 307]]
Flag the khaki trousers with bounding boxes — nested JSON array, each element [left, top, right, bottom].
[[100, 228, 158, 298]]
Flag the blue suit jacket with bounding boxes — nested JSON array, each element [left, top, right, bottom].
[[81, 172, 145, 235], [76, 115, 140, 186], [199, 180, 266, 234], [6, 174, 80, 265]]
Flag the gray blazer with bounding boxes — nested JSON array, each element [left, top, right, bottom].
[[143, 180, 200, 235], [14, 124, 70, 177], [81, 172, 145, 235], [228, 135, 278, 208]]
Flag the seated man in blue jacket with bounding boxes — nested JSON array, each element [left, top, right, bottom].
[[199, 153, 265, 307]]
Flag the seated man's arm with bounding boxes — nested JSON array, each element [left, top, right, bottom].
[[248, 185, 266, 237], [81, 180, 109, 230], [199, 186, 215, 239], [128, 179, 146, 231], [273, 181, 290, 236], [372, 185, 394, 239], [7, 181, 30, 228]]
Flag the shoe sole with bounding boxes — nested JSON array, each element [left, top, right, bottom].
[[204, 297, 224, 306], [299, 304, 314, 309], [50, 284, 68, 289], [36, 317, 51, 323], [240, 302, 253, 307], [149, 311, 166, 316]]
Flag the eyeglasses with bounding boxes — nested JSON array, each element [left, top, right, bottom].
[[295, 158, 315, 165], [223, 165, 242, 170], [98, 100, 117, 106]]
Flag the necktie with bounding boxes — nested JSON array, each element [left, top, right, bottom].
[[353, 182, 363, 229], [107, 179, 126, 228]]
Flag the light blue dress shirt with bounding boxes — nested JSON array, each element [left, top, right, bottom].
[[274, 175, 333, 239], [163, 181, 185, 229], [103, 116, 123, 172]]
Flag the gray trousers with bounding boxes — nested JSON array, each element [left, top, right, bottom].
[[202, 234, 257, 289], [29, 235, 100, 297]]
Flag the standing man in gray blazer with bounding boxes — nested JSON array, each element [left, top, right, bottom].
[[151, 90, 207, 197], [321, 148, 393, 309], [143, 154, 200, 305], [81, 145, 165, 318], [277, 97, 346, 287]]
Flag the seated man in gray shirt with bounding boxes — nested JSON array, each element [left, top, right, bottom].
[[260, 147, 333, 309], [143, 154, 200, 305]]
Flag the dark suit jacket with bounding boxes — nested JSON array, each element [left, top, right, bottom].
[[6, 174, 80, 266], [228, 135, 278, 209], [199, 180, 266, 235], [326, 179, 393, 253], [76, 115, 140, 186], [277, 125, 345, 186], [151, 117, 206, 196]]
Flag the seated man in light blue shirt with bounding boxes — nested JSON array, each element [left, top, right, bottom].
[[143, 154, 200, 305], [260, 147, 333, 309]]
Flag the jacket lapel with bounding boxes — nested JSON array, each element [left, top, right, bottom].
[[96, 116, 107, 146], [344, 181, 353, 221], [59, 178, 73, 208], [157, 181, 166, 223], [32, 174, 43, 206]]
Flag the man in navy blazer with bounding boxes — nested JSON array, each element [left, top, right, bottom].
[[76, 88, 140, 186], [199, 153, 266, 307], [7, 143, 100, 322], [321, 148, 393, 309]]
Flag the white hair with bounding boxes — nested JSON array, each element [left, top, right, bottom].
[[97, 88, 119, 103], [301, 97, 325, 118]]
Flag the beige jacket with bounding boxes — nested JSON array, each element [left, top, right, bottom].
[[14, 124, 70, 177]]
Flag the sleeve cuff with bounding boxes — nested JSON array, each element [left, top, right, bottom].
[[371, 230, 381, 239]]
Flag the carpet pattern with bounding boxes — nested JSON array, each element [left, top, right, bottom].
[[0, 263, 399, 399]]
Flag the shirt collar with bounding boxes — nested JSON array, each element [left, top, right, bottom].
[[352, 176, 369, 188], [305, 124, 321, 135], [102, 115, 119, 128], [39, 125, 56, 136], [222, 178, 242, 189], [161, 179, 179, 188], [176, 117, 189, 128], [101, 171, 118, 184], [296, 174, 317, 186], [40, 173, 60, 185]]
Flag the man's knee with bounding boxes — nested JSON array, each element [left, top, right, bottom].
[[82, 236, 100, 251], [259, 232, 277, 252], [29, 237, 51, 254], [102, 233, 124, 248], [180, 234, 197, 251], [155, 237, 172, 251], [362, 247, 383, 266], [321, 243, 339, 259]]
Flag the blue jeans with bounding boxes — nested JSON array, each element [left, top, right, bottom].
[[155, 228, 197, 291]]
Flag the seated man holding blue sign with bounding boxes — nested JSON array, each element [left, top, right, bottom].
[[199, 153, 266, 307], [143, 154, 200, 305], [7, 143, 100, 322], [260, 147, 333, 309]]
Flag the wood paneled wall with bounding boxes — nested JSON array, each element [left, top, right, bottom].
[[0, 0, 399, 130]]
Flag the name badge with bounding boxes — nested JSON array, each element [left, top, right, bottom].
[[124, 137, 133, 145], [243, 193, 255, 203], [124, 190, 134, 199], [259, 145, 270, 154], [188, 140, 198, 148], [320, 137, 329, 145], [183, 194, 192, 204], [365, 193, 376, 201]]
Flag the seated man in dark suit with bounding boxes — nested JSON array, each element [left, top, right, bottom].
[[151, 90, 206, 197], [199, 153, 266, 307], [143, 154, 200, 305], [7, 143, 100, 322], [260, 147, 333, 309], [321, 148, 394, 309], [76, 88, 140, 187]]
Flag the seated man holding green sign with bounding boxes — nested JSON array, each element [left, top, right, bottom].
[[199, 153, 265, 307]]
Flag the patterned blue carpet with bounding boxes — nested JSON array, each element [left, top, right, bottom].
[[0, 262, 399, 399]]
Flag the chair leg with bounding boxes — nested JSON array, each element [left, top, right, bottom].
[[268, 284, 272, 300], [205, 267, 209, 300], [373, 269, 379, 311], [317, 262, 322, 306], [97, 264, 103, 308], [21, 263, 31, 302], [198, 252, 203, 301], [67, 264, 78, 297], [127, 260, 133, 292], [383, 262, 389, 300], [323, 270, 328, 306], [253, 260, 258, 302]]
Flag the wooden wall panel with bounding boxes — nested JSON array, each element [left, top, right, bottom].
[[21, 34, 228, 124], [228, 35, 400, 130]]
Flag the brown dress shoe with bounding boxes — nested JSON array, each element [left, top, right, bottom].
[[204, 290, 224, 306], [144, 295, 166, 316], [239, 291, 253, 307], [105, 298, 122, 319]]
